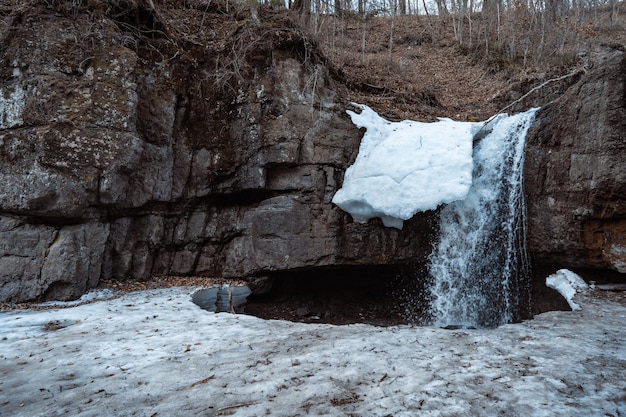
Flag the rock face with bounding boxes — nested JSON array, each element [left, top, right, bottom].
[[0, 3, 433, 302], [1, 3, 623, 304], [525, 49, 626, 274]]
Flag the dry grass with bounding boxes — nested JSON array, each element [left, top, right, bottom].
[[316, 9, 625, 120], [5, 0, 622, 120], [321, 15, 508, 121]]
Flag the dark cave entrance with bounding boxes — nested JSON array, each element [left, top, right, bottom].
[[241, 263, 584, 326], [244, 264, 430, 326]]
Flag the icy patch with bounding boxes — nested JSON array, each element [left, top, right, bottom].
[[546, 269, 589, 311], [1, 287, 625, 417], [0, 84, 26, 129], [332, 104, 478, 229]]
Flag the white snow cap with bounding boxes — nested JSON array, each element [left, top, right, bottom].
[[332, 104, 479, 229], [546, 269, 589, 311]]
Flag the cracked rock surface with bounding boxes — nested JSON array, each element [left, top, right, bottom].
[[525, 49, 626, 275], [0, 3, 433, 302], [1, 3, 624, 303]]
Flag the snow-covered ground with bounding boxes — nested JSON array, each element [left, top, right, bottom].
[[1, 287, 625, 417]]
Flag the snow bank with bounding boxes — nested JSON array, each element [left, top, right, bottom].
[[2, 287, 625, 417], [332, 104, 478, 229], [546, 269, 589, 311], [35, 289, 119, 308]]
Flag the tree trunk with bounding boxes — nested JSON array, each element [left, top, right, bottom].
[[399, 0, 407, 15], [389, 0, 396, 61], [292, 0, 311, 14], [482, 0, 499, 19], [335, 0, 342, 15], [546, 0, 566, 22], [435, 0, 448, 16], [610, 0, 618, 24]]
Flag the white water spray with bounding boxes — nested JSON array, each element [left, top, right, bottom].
[[428, 109, 538, 329]]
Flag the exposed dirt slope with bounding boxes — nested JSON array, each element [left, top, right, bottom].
[[317, 11, 625, 121]]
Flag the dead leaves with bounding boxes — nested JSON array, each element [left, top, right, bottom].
[[330, 393, 361, 406], [189, 375, 215, 388], [43, 319, 80, 331]]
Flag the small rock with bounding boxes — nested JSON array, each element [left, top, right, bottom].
[[295, 307, 310, 317]]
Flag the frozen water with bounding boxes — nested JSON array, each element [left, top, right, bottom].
[[334, 107, 539, 328], [192, 284, 251, 313], [332, 104, 477, 229], [1, 287, 625, 417], [546, 269, 589, 311]]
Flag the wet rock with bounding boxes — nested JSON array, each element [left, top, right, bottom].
[[192, 285, 252, 313], [525, 48, 626, 274], [295, 307, 310, 317]]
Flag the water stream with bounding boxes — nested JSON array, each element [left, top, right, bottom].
[[427, 109, 538, 328]]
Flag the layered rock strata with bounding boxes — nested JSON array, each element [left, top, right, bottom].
[[525, 49, 626, 275], [0, 4, 432, 302]]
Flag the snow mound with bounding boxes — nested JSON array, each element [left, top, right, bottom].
[[332, 104, 479, 229], [546, 269, 589, 311]]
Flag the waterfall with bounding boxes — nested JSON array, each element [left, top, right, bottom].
[[427, 109, 538, 329]]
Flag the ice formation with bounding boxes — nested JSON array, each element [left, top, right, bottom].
[[332, 104, 478, 229], [546, 269, 589, 311]]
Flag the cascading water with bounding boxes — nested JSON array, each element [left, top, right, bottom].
[[427, 109, 538, 329], [330, 104, 539, 328]]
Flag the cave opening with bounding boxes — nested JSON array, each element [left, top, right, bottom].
[[244, 264, 429, 326], [239, 263, 584, 326]]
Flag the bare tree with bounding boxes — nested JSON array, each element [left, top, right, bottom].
[[292, 0, 312, 15], [360, 0, 368, 64], [399, 0, 407, 15], [358, 0, 366, 16], [389, 0, 397, 61], [435, 0, 450, 15], [609, 0, 619, 23]]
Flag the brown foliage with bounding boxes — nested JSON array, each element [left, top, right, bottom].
[[2, 0, 623, 121]]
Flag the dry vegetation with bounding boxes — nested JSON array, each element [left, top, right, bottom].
[[311, 5, 625, 120], [321, 14, 514, 120], [1, 0, 623, 120]]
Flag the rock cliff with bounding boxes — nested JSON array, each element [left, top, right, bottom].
[[525, 48, 626, 276], [0, 2, 433, 302], [1, 2, 623, 304]]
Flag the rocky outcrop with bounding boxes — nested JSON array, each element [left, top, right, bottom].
[[0, 2, 433, 302], [525, 49, 626, 274], [2, 2, 623, 304]]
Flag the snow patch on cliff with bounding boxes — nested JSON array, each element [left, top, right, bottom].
[[332, 104, 477, 229], [0, 84, 26, 129]]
